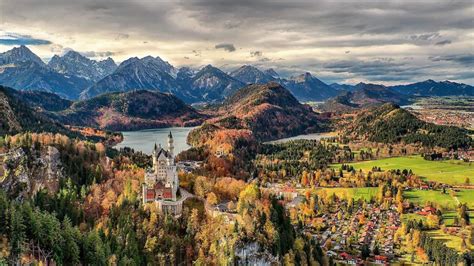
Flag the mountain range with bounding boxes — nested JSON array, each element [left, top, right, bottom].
[[0, 45, 472, 104]]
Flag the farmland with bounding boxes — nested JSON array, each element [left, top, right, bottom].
[[333, 156, 473, 185]]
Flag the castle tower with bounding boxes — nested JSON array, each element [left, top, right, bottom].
[[152, 143, 158, 173], [168, 131, 174, 157]]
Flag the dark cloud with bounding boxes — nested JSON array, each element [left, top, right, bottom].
[[215, 43, 236, 52], [435, 40, 452, 46], [115, 33, 129, 40], [250, 51, 262, 57], [409, 32, 440, 41], [0, 33, 51, 45], [322, 59, 426, 81], [429, 54, 474, 66]]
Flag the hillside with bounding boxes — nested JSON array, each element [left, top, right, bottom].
[[188, 82, 324, 147], [0, 86, 73, 136], [55, 90, 205, 131], [342, 103, 472, 149], [391, 80, 474, 96], [319, 83, 409, 112]]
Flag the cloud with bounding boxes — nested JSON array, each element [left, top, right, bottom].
[[435, 40, 452, 46], [409, 32, 440, 41], [429, 54, 474, 66], [115, 33, 129, 40], [80, 51, 115, 57], [0, 32, 51, 45], [250, 50, 262, 57], [215, 43, 236, 52]]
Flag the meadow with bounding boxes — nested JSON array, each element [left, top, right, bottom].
[[333, 156, 473, 185], [315, 187, 379, 201]]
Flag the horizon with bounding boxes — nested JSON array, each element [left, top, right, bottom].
[[3, 44, 473, 87], [1, 0, 473, 85]]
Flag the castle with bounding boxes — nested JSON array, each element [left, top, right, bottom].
[[142, 132, 182, 216]]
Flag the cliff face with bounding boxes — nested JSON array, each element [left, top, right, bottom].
[[1, 146, 64, 200]]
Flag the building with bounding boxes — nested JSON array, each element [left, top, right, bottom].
[[142, 132, 182, 216]]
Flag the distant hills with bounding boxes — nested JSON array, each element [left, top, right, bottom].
[[342, 103, 472, 149], [319, 83, 409, 112], [391, 79, 474, 96], [0, 45, 472, 104]]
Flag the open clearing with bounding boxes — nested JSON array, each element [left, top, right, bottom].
[[315, 187, 379, 201], [332, 156, 473, 185]]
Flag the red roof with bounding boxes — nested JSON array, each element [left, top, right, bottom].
[[163, 188, 173, 199], [146, 189, 155, 201], [375, 255, 388, 261], [340, 252, 352, 259]]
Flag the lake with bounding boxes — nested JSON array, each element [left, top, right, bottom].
[[114, 127, 195, 155], [265, 132, 337, 144]]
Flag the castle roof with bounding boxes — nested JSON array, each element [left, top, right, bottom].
[[153, 145, 172, 159]]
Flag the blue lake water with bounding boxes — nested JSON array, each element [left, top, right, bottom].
[[114, 127, 195, 155]]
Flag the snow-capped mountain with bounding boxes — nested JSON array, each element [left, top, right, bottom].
[[230, 65, 275, 85], [189, 65, 245, 102], [263, 68, 280, 79], [0, 46, 92, 99], [0, 61, 91, 99], [48, 50, 117, 81], [80, 56, 187, 100], [0, 45, 45, 66]]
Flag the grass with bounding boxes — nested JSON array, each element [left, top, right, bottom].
[[404, 189, 474, 209], [404, 190, 458, 209], [315, 187, 379, 201], [426, 229, 473, 252], [332, 156, 473, 185]]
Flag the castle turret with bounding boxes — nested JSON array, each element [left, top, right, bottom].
[[168, 131, 174, 157], [152, 143, 158, 173]]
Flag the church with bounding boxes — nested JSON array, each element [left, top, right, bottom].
[[142, 132, 182, 216]]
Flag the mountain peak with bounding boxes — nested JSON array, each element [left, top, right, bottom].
[[0, 45, 45, 66]]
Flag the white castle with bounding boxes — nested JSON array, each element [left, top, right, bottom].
[[142, 132, 182, 216]]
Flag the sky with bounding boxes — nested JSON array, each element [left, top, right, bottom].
[[0, 0, 473, 85]]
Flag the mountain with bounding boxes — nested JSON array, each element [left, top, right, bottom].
[[14, 90, 72, 112], [48, 50, 117, 81], [342, 103, 472, 149], [189, 82, 324, 144], [390, 79, 474, 96], [283, 72, 338, 101], [350, 83, 409, 106], [263, 68, 280, 79], [230, 65, 275, 85], [330, 83, 356, 91], [0, 61, 92, 99], [0, 86, 73, 136], [55, 90, 205, 131], [0, 45, 45, 66], [0, 46, 92, 99], [188, 65, 245, 102], [80, 56, 188, 100]]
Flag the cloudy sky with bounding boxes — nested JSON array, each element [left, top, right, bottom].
[[0, 0, 473, 84]]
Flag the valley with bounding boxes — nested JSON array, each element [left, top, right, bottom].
[[0, 44, 473, 266]]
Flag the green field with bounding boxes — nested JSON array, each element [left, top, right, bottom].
[[404, 190, 458, 209], [404, 189, 474, 209], [427, 229, 473, 252], [315, 187, 379, 201], [333, 156, 473, 185]]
